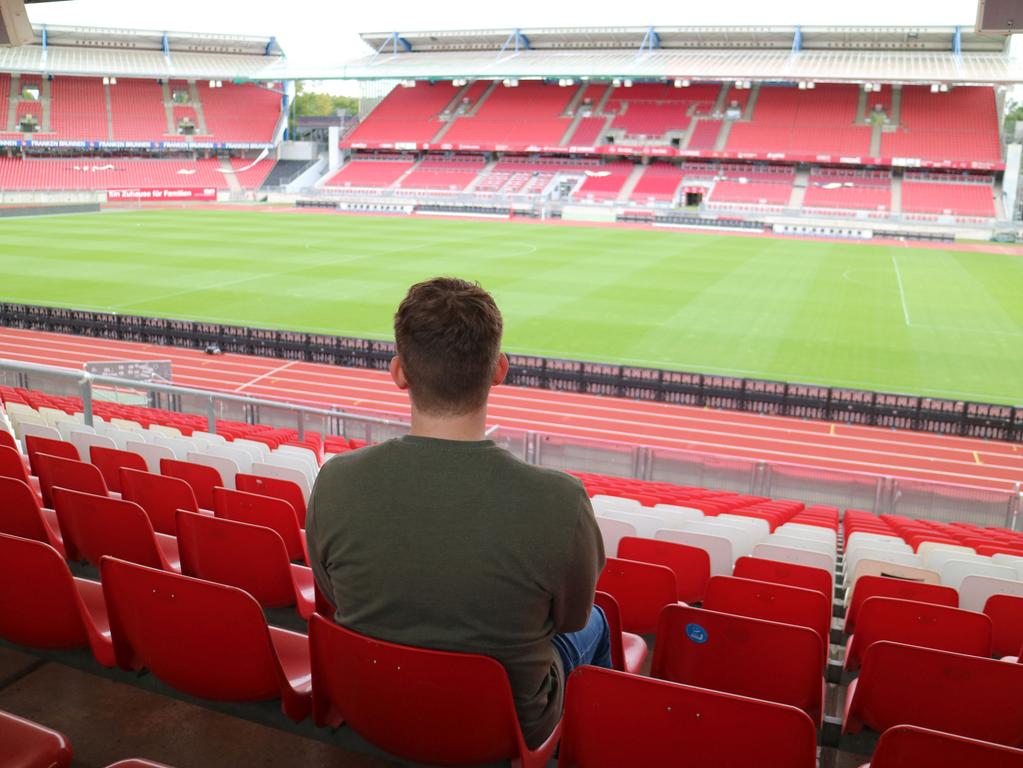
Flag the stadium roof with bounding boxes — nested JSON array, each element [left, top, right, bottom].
[[259, 25, 1023, 85], [0, 24, 284, 80]]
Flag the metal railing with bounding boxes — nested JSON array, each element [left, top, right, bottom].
[[0, 359, 412, 446], [2, 358, 1019, 530]]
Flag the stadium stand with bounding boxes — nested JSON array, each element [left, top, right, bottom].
[[0, 158, 271, 190], [345, 81, 460, 146], [881, 86, 1002, 165]]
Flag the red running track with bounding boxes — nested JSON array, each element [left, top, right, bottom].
[[0, 327, 1021, 494]]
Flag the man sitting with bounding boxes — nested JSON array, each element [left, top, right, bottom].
[[306, 276, 610, 748]]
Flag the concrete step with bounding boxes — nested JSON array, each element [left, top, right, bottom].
[[40, 77, 51, 133], [6, 73, 19, 132], [714, 120, 734, 152], [188, 81, 209, 134], [162, 81, 176, 136], [103, 81, 114, 141], [616, 163, 646, 203]]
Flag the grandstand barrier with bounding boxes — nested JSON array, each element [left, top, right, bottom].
[[0, 302, 1019, 446], [773, 224, 873, 240], [0, 357, 1018, 529], [0, 203, 100, 218]]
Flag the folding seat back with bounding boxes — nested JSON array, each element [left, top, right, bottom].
[[90, 446, 147, 494], [594, 517, 635, 557], [68, 430, 115, 463], [250, 461, 311, 501], [176, 511, 295, 609], [959, 573, 1023, 612], [124, 441, 174, 474], [0, 444, 34, 486], [34, 452, 108, 508], [101, 556, 310, 722], [213, 486, 305, 563], [926, 549, 993, 573], [682, 520, 755, 558], [717, 513, 771, 540], [25, 434, 78, 474], [844, 574, 958, 634], [596, 557, 678, 635], [119, 467, 198, 535], [617, 536, 711, 603], [752, 542, 835, 574], [733, 556, 832, 599], [941, 559, 1018, 591], [703, 575, 831, 655], [593, 591, 647, 675], [846, 531, 909, 551], [0, 708, 72, 768], [309, 613, 559, 767], [0, 532, 97, 654], [235, 472, 307, 526], [557, 666, 818, 768], [53, 487, 171, 570], [591, 494, 641, 514], [984, 593, 1023, 658], [14, 420, 60, 444], [845, 546, 921, 578], [777, 522, 836, 544], [0, 428, 17, 452], [186, 451, 239, 490], [843, 641, 1023, 745], [868, 724, 1023, 768], [848, 558, 940, 591], [598, 508, 665, 539], [0, 476, 62, 553], [261, 452, 315, 487], [655, 529, 733, 576], [918, 541, 975, 560], [766, 533, 834, 556], [652, 604, 824, 725], [845, 597, 992, 672], [205, 443, 253, 474], [160, 458, 221, 510]]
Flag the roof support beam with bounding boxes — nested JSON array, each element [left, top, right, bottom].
[[265, 36, 277, 56], [639, 26, 661, 53], [162, 32, 170, 59], [499, 28, 531, 55], [792, 26, 802, 54], [376, 32, 412, 55], [953, 25, 962, 56]]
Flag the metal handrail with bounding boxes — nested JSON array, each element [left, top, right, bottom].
[[0, 358, 410, 440]]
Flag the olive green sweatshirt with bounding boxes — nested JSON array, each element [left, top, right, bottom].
[[305, 435, 605, 748]]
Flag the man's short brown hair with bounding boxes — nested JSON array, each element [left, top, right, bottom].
[[394, 277, 504, 414]]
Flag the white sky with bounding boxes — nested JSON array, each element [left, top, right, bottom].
[[27, 0, 991, 93]]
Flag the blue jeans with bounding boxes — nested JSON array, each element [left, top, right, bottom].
[[552, 605, 612, 676]]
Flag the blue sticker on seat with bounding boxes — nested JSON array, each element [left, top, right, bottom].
[[685, 623, 708, 644]]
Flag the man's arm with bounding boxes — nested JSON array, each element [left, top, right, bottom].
[[551, 492, 606, 634], [304, 483, 335, 608]]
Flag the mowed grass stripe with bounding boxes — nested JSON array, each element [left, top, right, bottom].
[[0, 208, 1020, 405]]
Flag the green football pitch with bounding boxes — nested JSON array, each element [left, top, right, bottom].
[[1, 208, 1021, 405]]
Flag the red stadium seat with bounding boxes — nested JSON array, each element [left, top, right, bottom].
[[702, 575, 831, 661], [52, 488, 179, 571], [159, 458, 221, 511], [25, 434, 79, 475], [617, 536, 711, 603], [844, 574, 959, 634], [0, 444, 43, 503], [733, 555, 833, 599], [175, 510, 314, 619], [0, 428, 16, 451], [0, 532, 114, 666], [863, 724, 1023, 768], [0, 708, 72, 768], [844, 597, 992, 673], [213, 486, 306, 564], [593, 591, 647, 675], [984, 593, 1023, 659], [90, 446, 147, 494], [102, 556, 311, 722], [651, 604, 824, 725], [236, 472, 307, 526], [557, 666, 819, 768], [119, 468, 200, 535], [595, 557, 678, 634], [33, 452, 109, 508], [0, 476, 66, 557], [309, 613, 560, 767], [843, 641, 1023, 745]]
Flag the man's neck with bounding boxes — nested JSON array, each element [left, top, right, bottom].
[[408, 406, 489, 442]]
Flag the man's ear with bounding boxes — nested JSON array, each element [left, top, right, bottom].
[[492, 352, 509, 385], [389, 355, 409, 390]]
